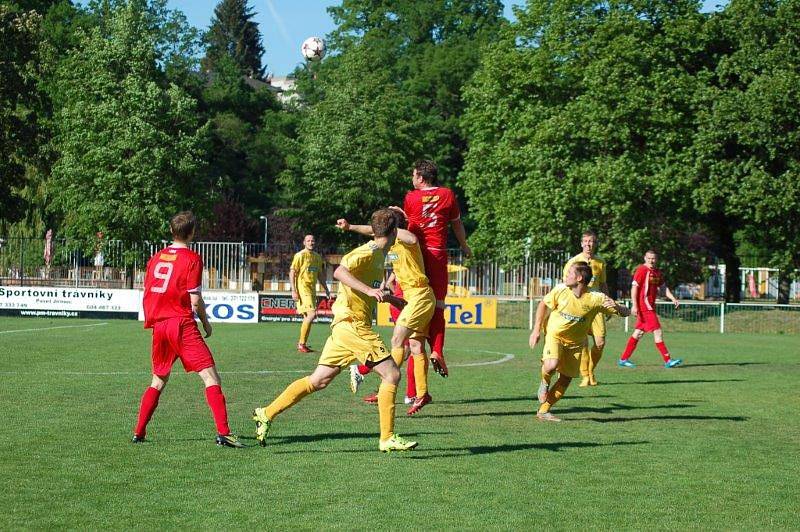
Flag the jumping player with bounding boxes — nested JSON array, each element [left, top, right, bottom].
[[562, 230, 609, 387], [530, 262, 629, 422], [252, 209, 418, 452], [132, 211, 243, 447], [338, 212, 436, 415], [401, 159, 471, 377], [618, 250, 683, 368], [290, 234, 330, 353]]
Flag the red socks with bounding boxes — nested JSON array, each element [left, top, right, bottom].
[[204, 384, 231, 436], [655, 341, 670, 362], [620, 337, 639, 361], [357, 364, 370, 376], [134, 386, 161, 438], [429, 307, 446, 356], [406, 356, 416, 398]]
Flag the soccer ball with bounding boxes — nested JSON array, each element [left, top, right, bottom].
[[301, 36, 326, 62]]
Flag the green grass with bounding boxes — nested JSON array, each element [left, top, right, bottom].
[[0, 317, 798, 529]]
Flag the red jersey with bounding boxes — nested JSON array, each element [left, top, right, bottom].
[[632, 264, 664, 311], [403, 186, 461, 251], [143, 246, 203, 328]]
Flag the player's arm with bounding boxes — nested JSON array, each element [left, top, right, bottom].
[[338, 219, 416, 245], [529, 300, 550, 349], [334, 265, 385, 302], [289, 267, 299, 300], [317, 265, 331, 299], [190, 291, 212, 338], [600, 282, 609, 296], [381, 272, 406, 310], [451, 218, 472, 258], [664, 286, 680, 308], [601, 295, 630, 317], [630, 282, 640, 317]]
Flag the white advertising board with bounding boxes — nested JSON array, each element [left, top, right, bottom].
[[0, 286, 141, 319]]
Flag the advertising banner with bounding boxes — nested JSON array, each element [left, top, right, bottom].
[[258, 294, 334, 323], [200, 292, 259, 324], [0, 286, 140, 319], [377, 296, 497, 329]]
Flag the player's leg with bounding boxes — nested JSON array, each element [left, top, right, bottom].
[[133, 373, 169, 442], [539, 338, 561, 404], [298, 310, 316, 353], [653, 328, 682, 367], [407, 338, 431, 415], [197, 366, 243, 447], [424, 249, 449, 377], [537, 342, 580, 421], [588, 313, 606, 385], [372, 357, 417, 451], [619, 328, 645, 368], [579, 343, 592, 387]]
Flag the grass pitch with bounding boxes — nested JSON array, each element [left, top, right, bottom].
[[0, 317, 798, 529]]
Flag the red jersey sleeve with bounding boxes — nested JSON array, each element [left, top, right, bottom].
[[186, 254, 203, 292], [447, 189, 461, 221], [632, 265, 647, 286]]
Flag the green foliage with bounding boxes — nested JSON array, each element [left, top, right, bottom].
[[461, 0, 715, 281], [0, 4, 42, 227], [48, 2, 210, 253], [202, 0, 265, 79]]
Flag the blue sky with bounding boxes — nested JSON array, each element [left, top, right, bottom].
[[168, 0, 728, 76]]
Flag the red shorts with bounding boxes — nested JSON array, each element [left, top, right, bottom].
[[635, 310, 662, 332], [422, 248, 449, 300], [151, 317, 215, 376], [389, 284, 403, 322]]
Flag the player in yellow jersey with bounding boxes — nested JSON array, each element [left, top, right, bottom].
[[562, 230, 609, 387], [253, 209, 418, 452], [530, 262, 629, 422], [290, 234, 331, 353], [337, 210, 436, 415]]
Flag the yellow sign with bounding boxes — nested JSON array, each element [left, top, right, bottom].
[[377, 296, 497, 329]]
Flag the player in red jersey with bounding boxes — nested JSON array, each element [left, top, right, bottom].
[[132, 211, 243, 447], [618, 250, 683, 369], [400, 160, 471, 377]]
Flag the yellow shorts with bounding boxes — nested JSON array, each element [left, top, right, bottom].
[[317, 320, 390, 368], [395, 286, 435, 340], [589, 311, 607, 338], [296, 287, 316, 315], [542, 335, 586, 378]]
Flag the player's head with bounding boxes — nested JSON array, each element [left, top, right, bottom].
[[412, 159, 438, 188], [303, 234, 315, 250], [170, 211, 196, 243], [644, 250, 658, 268], [566, 261, 592, 287], [581, 230, 597, 255], [391, 209, 407, 230], [370, 208, 399, 245]]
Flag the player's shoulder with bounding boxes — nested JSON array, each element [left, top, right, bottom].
[[566, 253, 583, 264], [593, 255, 606, 265], [549, 283, 569, 296]]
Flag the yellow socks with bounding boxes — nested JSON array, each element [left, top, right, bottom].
[[538, 376, 572, 414], [391, 346, 405, 367], [579, 346, 591, 377], [265, 376, 315, 420], [299, 320, 311, 345], [412, 353, 428, 397], [377, 382, 397, 441], [589, 345, 603, 372]]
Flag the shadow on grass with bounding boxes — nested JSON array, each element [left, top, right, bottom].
[[682, 362, 767, 368], [601, 379, 745, 385], [557, 403, 697, 415], [407, 440, 649, 459], [587, 414, 748, 423], [239, 430, 452, 445]]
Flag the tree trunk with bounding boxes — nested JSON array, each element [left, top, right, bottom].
[[777, 270, 790, 304]]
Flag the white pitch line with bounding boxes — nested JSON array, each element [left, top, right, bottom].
[[0, 322, 109, 335], [0, 351, 516, 376]]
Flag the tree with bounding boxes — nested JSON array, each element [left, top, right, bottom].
[[202, 0, 265, 79], [48, 1, 210, 251], [690, 0, 800, 302], [461, 0, 713, 284], [0, 4, 42, 229]]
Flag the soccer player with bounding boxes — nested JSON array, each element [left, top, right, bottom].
[[529, 262, 630, 422], [290, 234, 331, 353], [562, 230, 609, 387], [338, 212, 436, 415], [401, 159, 471, 377], [618, 250, 683, 368], [252, 209, 418, 452], [132, 211, 243, 447]]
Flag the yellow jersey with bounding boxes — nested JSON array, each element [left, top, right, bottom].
[[331, 242, 385, 325], [386, 240, 429, 290], [291, 250, 324, 290], [543, 284, 619, 345], [563, 253, 607, 291]]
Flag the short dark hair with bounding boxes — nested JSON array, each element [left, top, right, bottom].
[[370, 208, 398, 238], [391, 210, 407, 230], [170, 211, 196, 241], [582, 230, 597, 240], [572, 261, 593, 285], [644, 249, 658, 256], [413, 159, 438, 185]]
